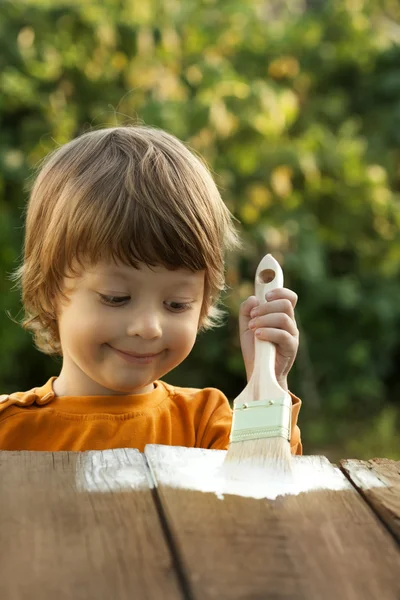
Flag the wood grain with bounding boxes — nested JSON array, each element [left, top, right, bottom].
[[341, 458, 400, 543], [0, 449, 184, 600], [146, 445, 400, 600]]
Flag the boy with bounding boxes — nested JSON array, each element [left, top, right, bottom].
[[0, 126, 302, 453]]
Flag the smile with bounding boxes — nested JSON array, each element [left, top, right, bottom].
[[108, 345, 163, 365]]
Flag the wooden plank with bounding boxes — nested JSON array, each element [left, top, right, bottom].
[[145, 445, 400, 600], [340, 458, 400, 543], [0, 449, 184, 600]]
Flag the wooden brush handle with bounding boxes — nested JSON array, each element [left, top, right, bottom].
[[251, 254, 284, 401]]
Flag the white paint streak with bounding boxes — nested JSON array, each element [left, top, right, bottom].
[[76, 448, 154, 493], [341, 463, 389, 490], [73, 446, 389, 500], [145, 445, 354, 501]]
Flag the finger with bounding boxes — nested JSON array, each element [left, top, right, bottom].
[[239, 295, 259, 337], [254, 327, 299, 355], [264, 288, 298, 308], [239, 295, 259, 318], [249, 313, 298, 337], [251, 298, 295, 319]]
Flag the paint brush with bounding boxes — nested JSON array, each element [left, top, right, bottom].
[[223, 254, 293, 479]]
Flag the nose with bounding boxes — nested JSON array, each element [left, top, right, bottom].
[[126, 307, 162, 340]]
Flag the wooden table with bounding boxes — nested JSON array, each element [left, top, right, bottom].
[[0, 446, 399, 600]]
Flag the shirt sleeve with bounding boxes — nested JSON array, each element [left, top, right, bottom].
[[201, 390, 303, 454], [288, 392, 303, 455], [195, 388, 233, 450]]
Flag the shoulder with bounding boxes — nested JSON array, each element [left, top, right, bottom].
[[159, 380, 231, 412], [159, 381, 232, 450], [0, 378, 56, 419]]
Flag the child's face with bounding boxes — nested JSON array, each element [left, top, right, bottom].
[[54, 260, 205, 396]]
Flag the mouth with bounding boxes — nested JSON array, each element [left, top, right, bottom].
[[108, 345, 163, 364], [118, 350, 160, 358]]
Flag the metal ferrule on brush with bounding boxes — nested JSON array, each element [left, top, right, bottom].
[[229, 396, 292, 443]]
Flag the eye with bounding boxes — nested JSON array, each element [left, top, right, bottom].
[[165, 301, 193, 312], [99, 294, 130, 306]]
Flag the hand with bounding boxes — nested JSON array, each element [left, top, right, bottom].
[[239, 288, 299, 392]]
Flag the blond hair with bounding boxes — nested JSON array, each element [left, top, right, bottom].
[[12, 126, 240, 355]]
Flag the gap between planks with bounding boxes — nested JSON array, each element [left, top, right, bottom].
[[0, 449, 186, 600], [340, 458, 400, 546], [143, 453, 196, 600], [144, 445, 400, 600]]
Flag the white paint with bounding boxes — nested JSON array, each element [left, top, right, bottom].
[[73, 446, 389, 500], [341, 461, 389, 490], [76, 448, 154, 493], [145, 445, 354, 501]]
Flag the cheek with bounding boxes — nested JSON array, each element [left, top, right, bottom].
[[168, 317, 199, 352], [58, 304, 112, 345]]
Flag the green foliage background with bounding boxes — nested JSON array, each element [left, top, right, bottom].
[[1, 0, 399, 460]]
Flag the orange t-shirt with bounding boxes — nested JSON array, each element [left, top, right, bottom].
[[0, 377, 302, 454]]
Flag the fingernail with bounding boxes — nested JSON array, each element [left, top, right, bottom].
[[266, 292, 274, 300], [255, 329, 262, 336], [248, 319, 256, 328], [250, 308, 258, 318]]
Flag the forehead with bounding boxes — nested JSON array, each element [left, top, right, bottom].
[[71, 260, 205, 290]]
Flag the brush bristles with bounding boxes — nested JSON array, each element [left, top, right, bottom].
[[223, 437, 293, 480]]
